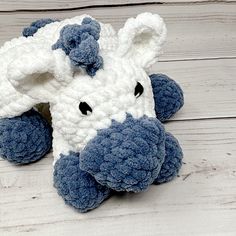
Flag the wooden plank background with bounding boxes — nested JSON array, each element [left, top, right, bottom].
[[0, 3, 236, 61], [0, 1, 236, 235], [0, 0, 235, 11]]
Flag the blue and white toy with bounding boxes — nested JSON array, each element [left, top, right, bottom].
[[0, 13, 184, 212]]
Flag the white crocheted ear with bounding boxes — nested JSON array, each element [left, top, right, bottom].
[[117, 12, 167, 69], [7, 42, 73, 103]]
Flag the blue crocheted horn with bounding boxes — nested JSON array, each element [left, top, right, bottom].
[[52, 17, 103, 77]]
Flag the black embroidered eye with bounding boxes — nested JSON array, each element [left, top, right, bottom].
[[134, 82, 144, 98], [79, 102, 92, 115]]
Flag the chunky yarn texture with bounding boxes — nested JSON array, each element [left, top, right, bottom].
[[80, 114, 166, 192], [0, 109, 52, 164], [0, 13, 184, 212], [54, 152, 111, 212], [23, 18, 58, 37], [52, 17, 103, 76], [154, 132, 183, 184], [150, 74, 184, 121]]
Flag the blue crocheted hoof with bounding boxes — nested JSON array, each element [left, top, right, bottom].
[[54, 152, 111, 212], [153, 132, 183, 184], [0, 109, 52, 164], [80, 114, 166, 193], [150, 74, 184, 122]]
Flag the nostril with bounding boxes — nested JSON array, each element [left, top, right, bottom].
[[80, 114, 166, 192]]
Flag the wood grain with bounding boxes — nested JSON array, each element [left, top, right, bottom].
[[1, 118, 236, 235], [0, 3, 236, 61], [1, 1, 236, 235], [155, 58, 236, 120], [0, 0, 235, 11]]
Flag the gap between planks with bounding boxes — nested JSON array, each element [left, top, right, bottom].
[[0, 118, 236, 235], [0, 3, 236, 61], [152, 58, 236, 121], [0, 0, 235, 12]]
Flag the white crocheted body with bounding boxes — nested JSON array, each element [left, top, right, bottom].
[[0, 13, 167, 161], [51, 54, 156, 160], [0, 37, 36, 118], [0, 15, 117, 118]]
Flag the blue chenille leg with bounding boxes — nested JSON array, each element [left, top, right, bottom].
[[53, 152, 112, 213], [153, 132, 183, 184], [0, 109, 52, 164], [149, 74, 184, 122]]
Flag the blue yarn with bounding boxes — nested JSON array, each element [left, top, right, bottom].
[[22, 18, 58, 37], [153, 132, 183, 184], [150, 74, 184, 122], [52, 17, 103, 77], [0, 109, 52, 164], [80, 114, 166, 193], [53, 152, 111, 212]]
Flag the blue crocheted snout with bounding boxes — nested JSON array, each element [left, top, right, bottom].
[[80, 114, 166, 192]]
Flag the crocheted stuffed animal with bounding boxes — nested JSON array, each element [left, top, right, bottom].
[[0, 13, 184, 212]]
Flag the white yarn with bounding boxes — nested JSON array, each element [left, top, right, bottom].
[[117, 12, 167, 69], [0, 13, 167, 163]]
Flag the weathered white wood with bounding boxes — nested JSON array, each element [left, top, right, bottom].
[[0, 0, 235, 11], [0, 4, 235, 61], [0, 1, 236, 235], [0, 118, 236, 235], [155, 58, 236, 120]]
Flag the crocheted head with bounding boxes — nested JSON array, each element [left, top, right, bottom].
[[0, 13, 184, 212]]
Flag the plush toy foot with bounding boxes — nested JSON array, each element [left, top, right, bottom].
[[153, 132, 183, 184], [0, 109, 52, 164], [53, 152, 112, 212], [150, 74, 184, 122]]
